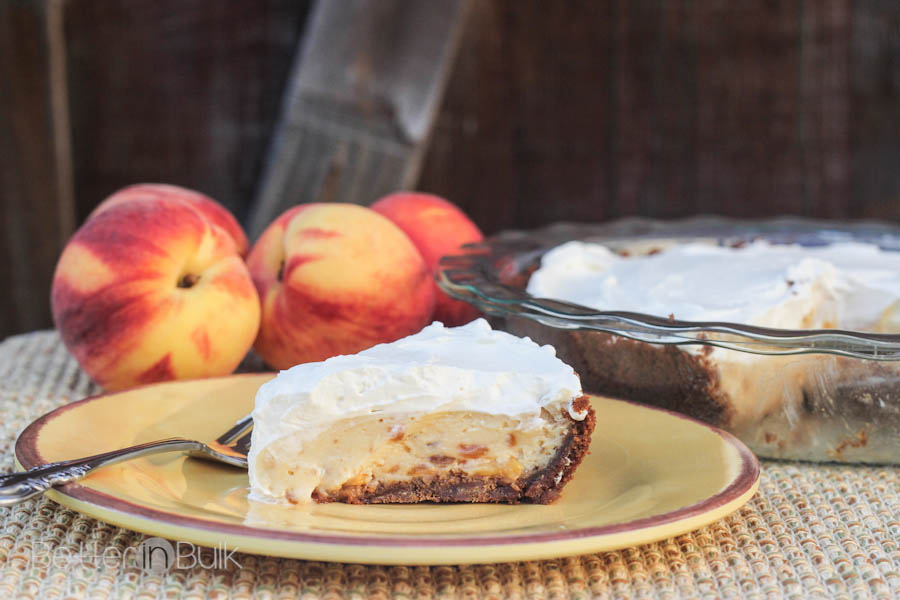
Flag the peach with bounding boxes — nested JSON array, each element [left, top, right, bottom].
[[88, 183, 249, 257], [247, 203, 435, 369], [371, 192, 483, 326], [51, 196, 261, 391]]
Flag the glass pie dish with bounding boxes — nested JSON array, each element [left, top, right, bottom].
[[437, 216, 900, 464]]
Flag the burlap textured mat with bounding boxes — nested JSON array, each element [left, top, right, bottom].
[[1, 332, 898, 599]]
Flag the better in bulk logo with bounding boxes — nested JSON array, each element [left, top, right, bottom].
[[135, 537, 241, 574]]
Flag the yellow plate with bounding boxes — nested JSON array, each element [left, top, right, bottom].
[[15, 374, 759, 565]]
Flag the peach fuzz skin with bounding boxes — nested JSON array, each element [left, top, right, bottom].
[[370, 192, 483, 326], [51, 197, 261, 391], [88, 183, 249, 257], [247, 203, 435, 370]]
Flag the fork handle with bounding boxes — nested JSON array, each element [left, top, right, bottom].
[[0, 438, 201, 507]]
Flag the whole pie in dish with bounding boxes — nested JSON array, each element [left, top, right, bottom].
[[248, 319, 595, 504], [515, 238, 900, 461]]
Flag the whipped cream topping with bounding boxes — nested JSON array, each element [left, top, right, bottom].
[[527, 240, 900, 330], [249, 319, 585, 499]]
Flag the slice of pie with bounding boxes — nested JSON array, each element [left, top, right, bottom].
[[248, 319, 595, 504]]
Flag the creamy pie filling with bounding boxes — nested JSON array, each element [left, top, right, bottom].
[[253, 403, 574, 504]]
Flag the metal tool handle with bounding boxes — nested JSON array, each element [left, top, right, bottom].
[[0, 438, 200, 507]]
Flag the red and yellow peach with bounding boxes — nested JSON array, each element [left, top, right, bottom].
[[52, 192, 260, 391], [371, 192, 483, 326], [247, 203, 435, 369]]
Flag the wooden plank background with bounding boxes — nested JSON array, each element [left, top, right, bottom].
[[421, 0, 899, 231], [2, 0, 899, 338]]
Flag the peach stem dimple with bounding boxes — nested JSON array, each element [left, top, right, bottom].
[[177, 273, 200, 288]]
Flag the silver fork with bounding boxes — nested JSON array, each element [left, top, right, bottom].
[[0, 415, 253, 507]]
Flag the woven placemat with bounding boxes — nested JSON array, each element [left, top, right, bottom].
[[1, 332, 899, 599]]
